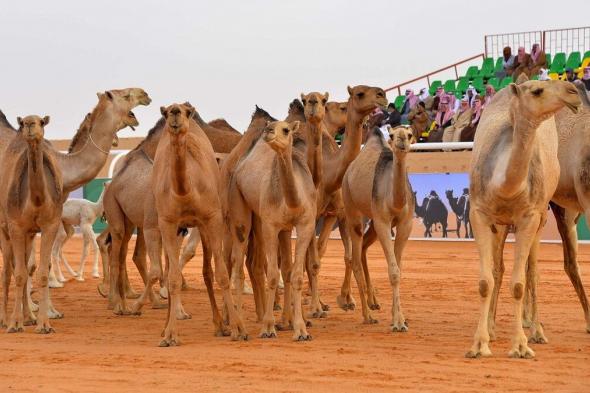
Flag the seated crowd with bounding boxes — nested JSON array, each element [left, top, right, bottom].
[[377, 44, 590, 144]]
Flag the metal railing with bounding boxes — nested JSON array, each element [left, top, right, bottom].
[[384, 53, 485, 96], [484, 26, 590, 59]]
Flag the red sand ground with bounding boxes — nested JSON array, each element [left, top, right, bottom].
[[1, 238, 589, 393]]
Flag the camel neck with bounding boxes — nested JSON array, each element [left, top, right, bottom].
[[306, 121, 324, 188], [391, 152, 408, 211], [323, 117, 339, 138], [276, 147, 300, 208], [328, 105, 363, 193], [169, 132, 190, 196], [497, 109, 540, 198], [93, 187, 106, 214], [27, 140, 47, 207], [56, 113, 118, 194]]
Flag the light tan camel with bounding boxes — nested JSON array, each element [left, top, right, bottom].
[[151, 103, 246, 345], [229, 119, 318, 340], [0, 115, 62, 333], [342, 126, 415, 329], [465, 80, 580, 359], [324, 101, 348, 137]]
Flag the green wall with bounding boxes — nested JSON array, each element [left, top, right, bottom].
[[83, 178, 110, 233], [577, 215, 590, 241]]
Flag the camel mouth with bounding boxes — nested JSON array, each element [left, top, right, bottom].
[[139, 95, 152, 106], [262, 130, 276, 143]]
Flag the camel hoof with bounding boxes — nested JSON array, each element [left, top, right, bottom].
[[295, 334, 312, 341], [321, 303, 330, 312], [311, 311, 327, 319], [24, 319, 37, 326], [176, 313, 192, 320], [125, 291, 140, 300], [369, 303, 381, 311], [214, 328, 231, 337], [151, 302, 168, 310], [528, 333, 548, 344], [35, 325, 55, 334], [231, 333, 249, 341], [75, 276, 85, 282], [159, 287, 168, 299], [305, 320, 313, 328], [159, 338, 180, 347], [275, 323, 292, 331], [465, 350, 490, 359], [7, 326, 24, 333], [49, 281, 64, 289], [259, 332, 277, 339], [113, 306, 131, 316], [363, 317, 378, 325], [48, 310, 64, 319], [336, 295, 355, 312], [508, 347, 535, 359], [97, 284, 108, 298], [391, 322, 409, 333], [92, 271, 100, 279]]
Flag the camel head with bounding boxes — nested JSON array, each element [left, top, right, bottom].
[[161, 103, 195, 135], [123, 110, 139, 131], [107, 88, 152, 107], [263, 120, 300, 153], [95, 89, 150, 136], [445, 189, 454, 198], [17, 115, 49, 142], [325, 101, 347, 132], [301, 92, 329, 124], [388, 126, 415, 157], [346, 85, 388, 117], [509, 80, 581, 121]]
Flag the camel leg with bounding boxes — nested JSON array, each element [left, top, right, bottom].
[[108, 210, 132, 314], [317, 215, 337, 261], [35, 222, 60, 334], [374, 218, 406, 332], [465, 211, 496, 358], [487, 226, 508, 341], [0, 230, 14, 328], [22, 235, 37, 325], [347, 214, 376, 324], [526, 231, 548, 344], [7, 228, 27, 333], [251, 219, 267, 322], [60, 223, 77, 278], [276, 231, 293, 330], [96, 228, 110, 297], [49, 227, 66, 287], [202, 217, 247, 341], [291, 222, 314, 341], [26, 238, 39, 313], [179, 228, 200, 290], [307, 236, 326, 318], [159, 221, 184, 346], [201, 237, 227, 337], [337, 218, 357, 311], [551, 203, 590, 333], [506, 213, 540, 359], [131, 227, 167, 314], [75, 223, 95, 281], [85, 222, 101, 278], [259, 226, 280, 338], [362, 222, 380, 310]]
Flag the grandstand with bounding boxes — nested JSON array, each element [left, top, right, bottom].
[[386, 26, 590, 111]]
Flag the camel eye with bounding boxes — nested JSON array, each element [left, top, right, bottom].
[[321, 99, 327, 105], [302, 100, 307, 106], [356, 92, 365, 99], [531, 88, 543, 96], [340, 107, 346, 112], [283, 128, 290, 135]]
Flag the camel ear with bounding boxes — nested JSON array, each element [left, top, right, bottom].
[[17, 117, 23, 128], [96, 92, 103, 99], [509, 83, 520, 97], [160, 106, 168, 118], [323, 92, 329, 104], [41, 116, 50, 126], [300, 93, 306, 105], [290, 121, 300, 133], [347, 86, 353, 96], [185, 106, 195, 119], [105, 91, 114, 100]]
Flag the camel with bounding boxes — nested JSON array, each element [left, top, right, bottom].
[[414, 192, 448, 237], [324, 101, 348, 137], [228, 119, 317, 340], [465, 80, 580, 359], [445, 188, 472, 238], [208, 118, 240, 134], [342, 126, 415, 329], [408, 104, 430, 141], [0, 115, 62, 333], [149, 103, 245, 346], [49, 182, 108, 288]]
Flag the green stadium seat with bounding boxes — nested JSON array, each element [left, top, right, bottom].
[[500, 77, 512, 89], [549, 52, 566, 74], [545, 53, 551, 68], [565, 51, 581, 70], [429, 80, 442, 95], [494, 57, 504, 72], [455, 91, 463, 99], [472, 77, 485, 93], [394, 95, 405, 111], [487, 77, 500, 90], [455, 77, 469, 94], [530, 74, 539, 80], [443, 79, 456, 93], [465, 65, 479, 80], [477, 58, 495, 78], [584, 50, 590, 61]]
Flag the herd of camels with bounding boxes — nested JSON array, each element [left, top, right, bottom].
[[0, 75, 589, 359]]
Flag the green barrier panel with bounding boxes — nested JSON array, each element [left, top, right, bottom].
[[83, 178, 110, 233], [577, 215, 590, 241]]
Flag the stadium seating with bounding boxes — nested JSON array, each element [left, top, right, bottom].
[[477, 58, 495, 78], [429, 80, 442, 95], [443, 79, 456, 93], [565, 51, 581, 70], [549, 52, 566, 74], [455, 77, 469, 94], [465, 66, 479, 80], [394, 95, 405, 111]]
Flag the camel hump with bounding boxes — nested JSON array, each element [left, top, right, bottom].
[[0, 109, 16, 131]]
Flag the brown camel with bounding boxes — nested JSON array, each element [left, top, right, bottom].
[[465, 80, 580, 359], [208, 118, 240, 134], [324, 101, 348, 137], [342, 126, 415, 330], [228, 119, 318, 340], [150, 103, 246, 346], [0, 115, 62, 333]]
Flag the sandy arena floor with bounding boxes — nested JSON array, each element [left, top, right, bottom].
[[0, 238, 589, 392]]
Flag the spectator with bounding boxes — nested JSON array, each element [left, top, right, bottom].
[[538, 68, 551, 81], [465, 85, 477, 107], [400, 89, 418, 123], [419, 87, 435, 118], [528, 43, 547, 76], [408, 101, 430, 141], [483, 85, 495, 107], [496, 46, 517, 79], [564, 68, 578, 82], [431, 96, 454, 132], [443, 98, 472, 143], [460, 97, 483, 142], [513, 46, 532, 81], [448, 93, 460, 112], [582, 67, 590, 90], [385, 103, 401, 127]]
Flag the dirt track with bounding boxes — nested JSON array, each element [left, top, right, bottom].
[[1, 238, 589, 393]]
